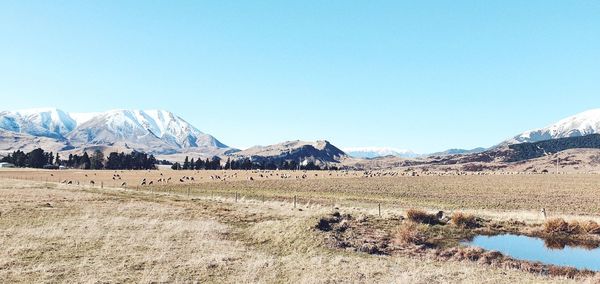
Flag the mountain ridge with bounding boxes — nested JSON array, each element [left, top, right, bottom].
[[343, 147, 418, 159], [0, 108, 231, 155], [503, 109, 600, 145]]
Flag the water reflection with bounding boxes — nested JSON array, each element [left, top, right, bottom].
[[462, 234, 600, 271]]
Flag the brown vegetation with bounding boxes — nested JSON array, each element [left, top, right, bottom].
[[395, 222, 428, 245], [3, 170, 600, 216], [544, 218, 600, 235], [2, 171, 600, 283], [406, 209, 438, 225], [451, 212, 479, 228]]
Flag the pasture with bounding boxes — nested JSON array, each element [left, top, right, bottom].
[[1, 169, 600, 282]]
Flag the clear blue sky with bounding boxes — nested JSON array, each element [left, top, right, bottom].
[[1, 1, 599, 153]]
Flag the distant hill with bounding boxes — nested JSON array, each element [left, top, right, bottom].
[[343, 147, 418, 159], [233, 140, 347, 166], [427, 147, 486, 157], [506, 134, 600, 162]]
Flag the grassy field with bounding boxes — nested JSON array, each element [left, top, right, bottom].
[[2, 170, 600, 282], [2, 169, 600, 216]]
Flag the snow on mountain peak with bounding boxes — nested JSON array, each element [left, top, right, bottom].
[[506, 108, 600, 144], [0, 108, 76, 139], [343, 147, 418, 158], [0, 108, 229, 153]]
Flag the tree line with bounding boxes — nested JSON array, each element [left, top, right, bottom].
[[1, 148, 337, 171], [1, 148, 157, 170], [171, 156, 336, 171]]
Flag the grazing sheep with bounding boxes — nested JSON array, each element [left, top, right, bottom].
[[90, 181, 95, 185], [67, 181, 72, 185], [149, 181, 153, 185], [121, 182, 127, 187]]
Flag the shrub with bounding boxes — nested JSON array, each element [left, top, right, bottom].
[[581, 220, 600, 234], [543, 218, 570, 234], [395, 222, 428, 245], [543, 218, 587, 234], [406, 209, 438, 225], [451, 212, 479, 228]]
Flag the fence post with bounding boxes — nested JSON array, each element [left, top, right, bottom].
[[101, 181, 103, 189], [294, 195, 297, 208], [235, 192, 238, 202], [378, 203, 381, 217]]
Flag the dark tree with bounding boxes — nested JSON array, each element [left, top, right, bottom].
[[28, 148, 47, 168], [80, 152, 91, 169], [183, 156, 190, 170]]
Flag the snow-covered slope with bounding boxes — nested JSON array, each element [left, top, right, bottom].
[[67, 109, 227, 150], [343, 147, 418, 158], [504, 109, 600, 145], [427, 147, 487, 157], [0, 108, 77, 139], [0, 108, 230, 155]]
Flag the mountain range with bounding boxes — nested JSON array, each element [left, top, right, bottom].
[[0, 108, 231, 156], [4, 107, 600, 168], [343, 147, 418, 159], [503, 109, 600, 145]]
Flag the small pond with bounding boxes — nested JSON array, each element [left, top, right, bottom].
[[462, 234, 600, 271]]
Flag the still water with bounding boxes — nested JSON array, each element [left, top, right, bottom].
[[462, 234, 600, 271]]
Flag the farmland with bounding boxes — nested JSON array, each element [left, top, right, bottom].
[[1, 169, 600, 282]]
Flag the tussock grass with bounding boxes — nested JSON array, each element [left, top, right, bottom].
[[544, 218, 579, 234], [451, 212, 479, 228], [0, 176, 594, 283], [406, 209, 438, 225], [580, 220, 600, 234], [395, 222, 428, 245], [543, 218, 600, 235]]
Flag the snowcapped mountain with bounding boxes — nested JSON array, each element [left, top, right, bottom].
[[343, 147, 418, 158], [427, 147, 487, 157], [0, 108, 231, 155], [504, 109, 600, 145], [0, 108, 77, 139]]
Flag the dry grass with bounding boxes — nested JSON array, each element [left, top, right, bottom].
[[406, 209, 438, 225], [451, 212, 479, 228], [0, 175, 597, 283], [581, 220, 600, 234], [544, 218, 600, 235], [395, 222, 428, 245], [3, 169, 600, 216]]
